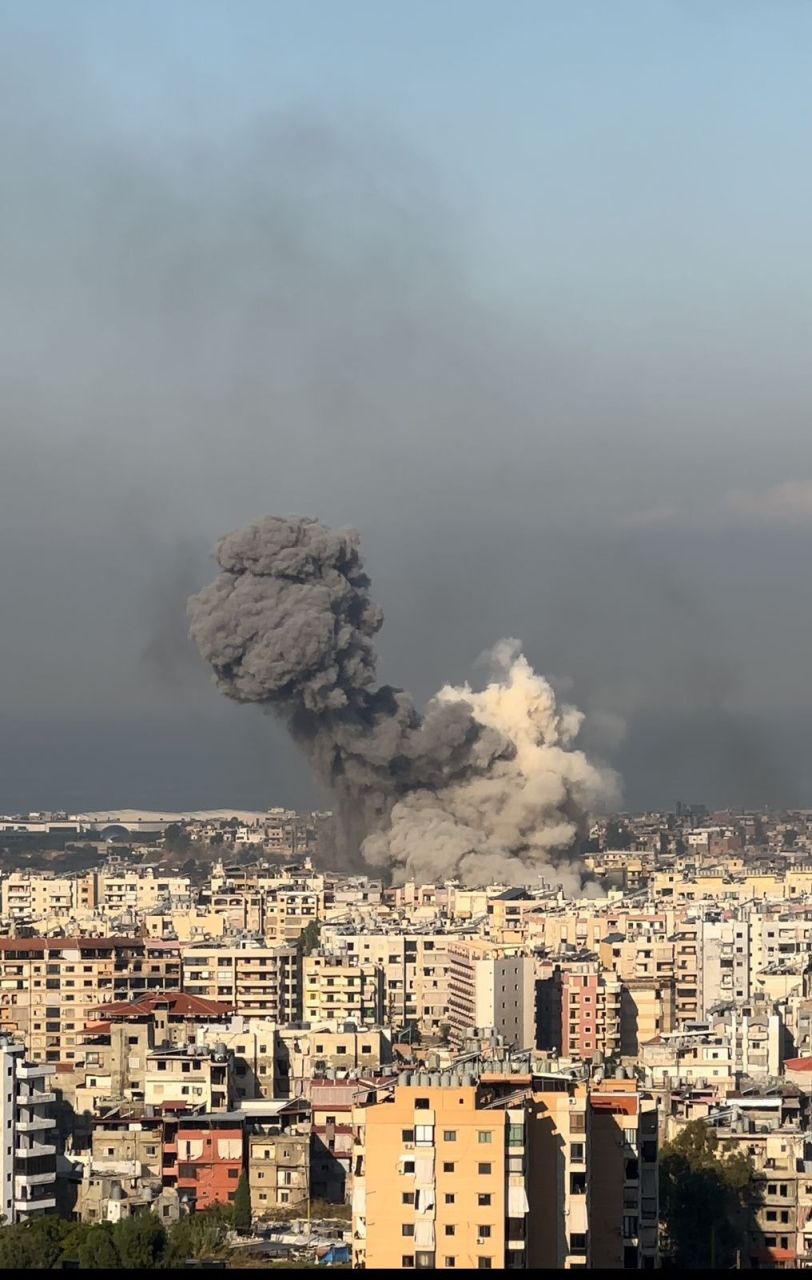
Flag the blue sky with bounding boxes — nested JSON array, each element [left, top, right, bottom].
[[3, 1, 812, 810]]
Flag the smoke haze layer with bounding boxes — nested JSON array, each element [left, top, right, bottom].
[[188, 516, 617, 888]]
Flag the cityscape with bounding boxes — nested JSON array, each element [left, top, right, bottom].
[[3, 0, 812, 1272], [0, 805, 810, 1266]]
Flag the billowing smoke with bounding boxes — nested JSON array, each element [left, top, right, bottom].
[[188, 515, 618, 889]]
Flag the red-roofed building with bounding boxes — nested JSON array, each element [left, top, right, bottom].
[[0, 937, 180, 1066]]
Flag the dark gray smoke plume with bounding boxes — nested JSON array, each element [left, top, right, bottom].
[[188, 515, 617, 887]]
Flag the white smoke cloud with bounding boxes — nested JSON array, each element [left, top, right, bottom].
[[362, 639, 619, 888]]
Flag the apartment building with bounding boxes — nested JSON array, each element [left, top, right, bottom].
[[0, 1038, 57, 1222], [0, 937, 180, 1064], [303, 952, 384, 1026], [1, 872, 96, 926], [352, 1072, 530, 1270], [98, 870, 192, 913], [559, 963, 622, 1061], [249, 1130, 310, 1215], [181, 940, 301, 1023], [176, 1112, 244, 1212], [446, 940, 536, 1049], [328, 933, 451, 1033], [589, 1080, 659, 1269], [144, 1044, 233, 1112]]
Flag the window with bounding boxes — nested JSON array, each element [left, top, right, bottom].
[[478, 1163, 492, 1175], [478, 1193, 491, 1206], [623, 1216, 638, 1238], [402, 1257, 414, 1268], [444, 1193, 455, 1205], [444, 1225, 455, 1236], [403, 1161, 415, 1174], [443, 1130, 457, 1142], [571, 1142, 585, 1163], [415, 1125, 434, 1146], [571, 1233, 587, 1254], [478, 1260, 492, 1270], [402, 1129, 415, 1143], [571, 1111, 586, 1133], [443, 1162, 455, 1174], [445, 1259, 456, 1268], [415, 1254, 435, 1270], [478, 1226, 491, 1239], [478, 1130, 493, 1144], [415, 1098, 430, 1110], [402, 1193, 415, 1205], [508, 1124, 523, 1146], [570, 1172, 586, 1195], [228, 1169, 239, 1180], [402, 1225, 415, 1237]]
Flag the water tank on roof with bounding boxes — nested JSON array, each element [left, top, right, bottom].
[[615, 1065, 627, 1079]]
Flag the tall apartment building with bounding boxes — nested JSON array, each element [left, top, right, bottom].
[[352, 1068, 659, 1271], [352, 1072, 530, 1270], [302, 953, 384, 1026], [446, 940, 535, 1048], [557, 962, 622, 1061], [0, 1038, 57, 1222], [330, 933, 451, 1033], [0, 937, 180, 1064], [181, 941, 301, 1022], [589, 1080, 659, 1269]]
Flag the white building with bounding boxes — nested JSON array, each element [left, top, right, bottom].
[[0, 1038, 57, 1221]]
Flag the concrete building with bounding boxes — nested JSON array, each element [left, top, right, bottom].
[[351, 1065, 659, 1271], [0, 1038, 57, 1221], [249, 1130, 310, 1216], [176, 1112, 245, 1212], [182, 940, 301, 1023], [303, 953, 384, 1027], [446, 941, 536, 1049], [0, 936, 180, 1066]]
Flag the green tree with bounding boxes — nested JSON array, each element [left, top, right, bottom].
[[168, 1204, 234, 1264], [660, 1119, 756, 1269], [78, 1223, 122, 1269], [0, 1218, 72, 1269], [297, 919, 321, 956], [115, 1210, 169, 1268], [232, 1171, 252, 1234]]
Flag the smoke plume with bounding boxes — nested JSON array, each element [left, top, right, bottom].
[[188, 515, 618, 888]]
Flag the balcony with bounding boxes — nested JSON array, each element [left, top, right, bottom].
[[16, 1143, 56, 1159], [16, 1116, 54, 1134], [16, 1063, 55, 1083], [15, 1170, 56, 1188], [18, 1091, 56, 1107], [14, 1194, 56, 1214]]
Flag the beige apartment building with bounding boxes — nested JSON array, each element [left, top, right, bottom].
[[249, 1130, 310, 1216], [181, 941, 301, 1022], [302, 953, 384, 1026], [331, 933, 451, 1033], [1, 871, 99, 926], [0, 937, 180, 1064]]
